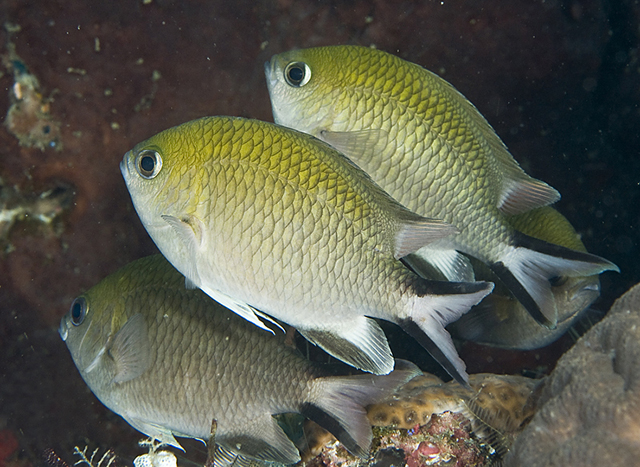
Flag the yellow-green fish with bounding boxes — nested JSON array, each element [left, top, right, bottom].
[[120, 116, 494, 383], [265, 45, 618, 329], [449, 206, 600, 349], [59, 255, 421, 464]]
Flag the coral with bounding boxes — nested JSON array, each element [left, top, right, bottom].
[[504, 283, 640, 467], [302, 372, 541, 465], [305, 412, 490, 467], [0, 1, 636, 466], [367, 373, 539, 435], [73, 446, 116, 467], [132, 440, 176, 467], [2, 24, 62, 151], [0, 176, 73, 251]]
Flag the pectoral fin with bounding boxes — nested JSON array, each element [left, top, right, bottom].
[[319, 128, 390, 166], [110, 313, 151, 384], [161, 214, 204, 287], [162, 214, 203, 247], [210, 445, 261, 467]]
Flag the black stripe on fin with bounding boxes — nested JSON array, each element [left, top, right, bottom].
[[489, 261, 554, 329], [515, 232, 620, 270], [300, 403, 365, 459], [410, 277, 492, 297], [398, 318, 470, 389]]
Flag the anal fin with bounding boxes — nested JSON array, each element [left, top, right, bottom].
[[298, 316, 394, 375], [220, 414, 301, 464], [210, 445, 256, 467]]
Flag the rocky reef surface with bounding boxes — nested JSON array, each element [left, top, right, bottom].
[[503, 282, 640, 467], [301, 372, 540, 466], [299, 282, 640, 466]]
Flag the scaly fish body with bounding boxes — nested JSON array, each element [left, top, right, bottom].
[[59, 255, 420, 464], [120, 116, 493, 383], [265, 45, 617, 328], [450, 206, 600, 349]]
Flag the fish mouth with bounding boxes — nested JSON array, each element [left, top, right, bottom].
[[553, 277, 601, 326], [264, 59, 278, 90], [120, 150, 133, 180], [58, 315, 69, 341]]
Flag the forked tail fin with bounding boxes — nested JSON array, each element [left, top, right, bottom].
[[305, 360, 421, 458], [492, 232, 619, 328], [399, 280, 495, 386]]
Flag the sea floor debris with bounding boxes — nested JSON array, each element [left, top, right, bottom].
[[0, 176, 73, 252]]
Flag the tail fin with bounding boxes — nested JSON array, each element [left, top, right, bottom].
[[304, 360, 420, 458], [492, 232, 619, 328], [399, 280, 495, 386], [449, 274, 601, 350]]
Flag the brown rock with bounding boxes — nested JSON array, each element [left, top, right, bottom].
[[504, 283, 640, 466]]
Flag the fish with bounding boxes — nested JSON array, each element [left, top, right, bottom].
[[120, 116, 494, 384], [264, 45, 618, 330], [59, 255, 422, 465], [448, 206, 601, 349]]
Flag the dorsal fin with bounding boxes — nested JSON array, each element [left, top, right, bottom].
[[393, 214, 458, 259], [432, 72, 560, 214], [497, 177, 560, 215]]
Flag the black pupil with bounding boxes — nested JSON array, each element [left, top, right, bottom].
[[71, 300, 84, 325], [288, 66, 304, 84], [140, 154, 155, 173]]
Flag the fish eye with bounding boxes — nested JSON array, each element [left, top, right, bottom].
[[549, 276, 567, 287], [284, 61, 311, 87], [135, 149, 163, 179], [69, 297, 87, 326]]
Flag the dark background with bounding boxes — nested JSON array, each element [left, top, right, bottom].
[[1, 1, 638, 466]]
